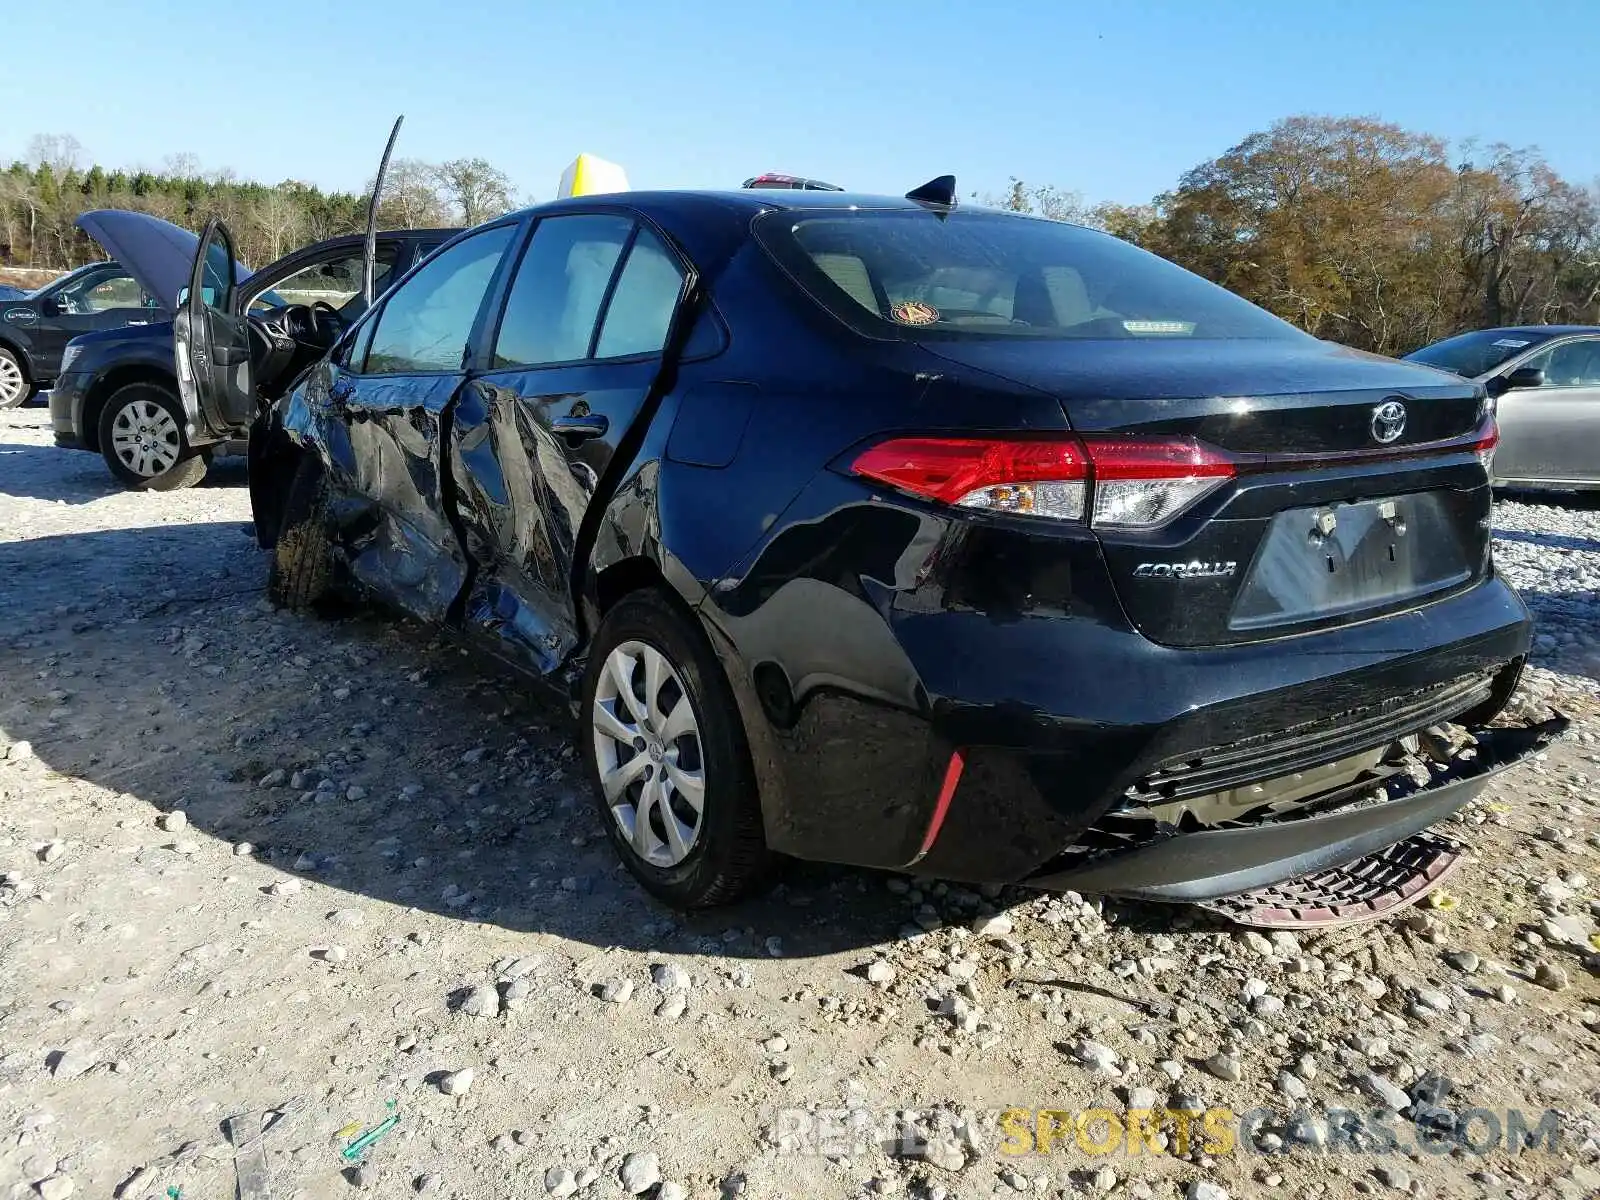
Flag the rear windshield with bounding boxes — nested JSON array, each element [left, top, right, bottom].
[[756, 209, 1302, 341], [1403, 330, 1550, 378]]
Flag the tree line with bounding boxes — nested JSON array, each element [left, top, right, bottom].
[[6, 118, 1598, 354], [996, 116, 1600, 355], [0, 133, 514, 275]]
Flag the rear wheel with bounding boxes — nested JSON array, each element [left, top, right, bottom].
[[581, 588, 772, 908], [0, 347, 35, 409], [267, 455, 335, 612], [97, 383, 206, 490]]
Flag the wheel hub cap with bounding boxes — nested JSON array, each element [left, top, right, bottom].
[[591, 640, 705, 868], [109, 398, 181, 477], [0, 357, 22, 405]]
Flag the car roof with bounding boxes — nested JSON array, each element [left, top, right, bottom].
[[1475, 324, 1600, 337], [513, 188, 945, 223]]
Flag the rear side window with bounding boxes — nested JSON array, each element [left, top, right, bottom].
[[595, 228, 684, 358], [757, 210, 1302, 341], [364, 224, 515, 374], [492, 214, 633, 368]]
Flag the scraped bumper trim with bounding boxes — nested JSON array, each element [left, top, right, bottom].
[[1027, 716, 1567, 902]]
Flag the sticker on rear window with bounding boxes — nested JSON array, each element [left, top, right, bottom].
[[1123, 319, 1195, 335], [890, 300, 940, 326], [1492, 338, 1531, 348]]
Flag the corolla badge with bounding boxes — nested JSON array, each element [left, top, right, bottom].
[[3, 307, 37, 325], [1370, 399, 1407, 444], [1134, 560, 1238, 580]]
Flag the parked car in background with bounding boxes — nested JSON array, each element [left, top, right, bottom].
[[742, 172, 843, 191], [0, 258, 165, 408], [1404, 325, 1600, 491], [49, 212, 454, 489], [208, 185, 1556, 919]]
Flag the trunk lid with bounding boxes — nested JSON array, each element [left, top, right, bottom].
[[922, 337, 1494, 648]]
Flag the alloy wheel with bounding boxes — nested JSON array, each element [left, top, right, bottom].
[[591, 639, 705, 867], [109, 398, 182, 478], [0, 355, 23, 407]]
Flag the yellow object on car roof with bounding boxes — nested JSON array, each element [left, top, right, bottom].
[[558, 154, 630, 199]]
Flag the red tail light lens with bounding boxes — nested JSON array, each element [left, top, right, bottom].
[[850, 437, 1090, 520], [850, 434, 1235, 529]]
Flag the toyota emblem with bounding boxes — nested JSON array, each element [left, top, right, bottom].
[[1370, 399, 1407, 445]]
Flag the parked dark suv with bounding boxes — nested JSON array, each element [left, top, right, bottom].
[[184, 185, 1554, 918], [1, 258, 166, 408], [48, 212, 454, 489]]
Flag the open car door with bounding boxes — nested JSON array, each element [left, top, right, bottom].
[[174, 219, 255, 440]]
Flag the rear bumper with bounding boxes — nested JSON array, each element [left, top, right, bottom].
[[1028, 717, 1564, 900]]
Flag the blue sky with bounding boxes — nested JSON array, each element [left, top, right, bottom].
[[5, 0, 1599, 205]]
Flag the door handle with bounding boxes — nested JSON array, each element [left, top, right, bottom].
[[551, 413, 609, 441]]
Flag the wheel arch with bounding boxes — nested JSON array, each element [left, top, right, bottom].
[[82, 365, 179, 454], [583, 527, 790, 849]]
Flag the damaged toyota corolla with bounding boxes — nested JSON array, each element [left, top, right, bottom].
[[189, 177, 1563, 918]]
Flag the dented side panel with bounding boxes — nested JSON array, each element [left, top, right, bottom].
[[283, 361, 471, 624], [447, 358, 663, 674]]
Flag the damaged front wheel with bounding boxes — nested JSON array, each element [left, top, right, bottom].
[[268, 455, 334, 612]]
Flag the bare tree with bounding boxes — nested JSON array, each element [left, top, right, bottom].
[[25, 133, 85, 174], [432, 158, 514, 227], [372, 158, 450, 228], [252, 185, 307, 262]]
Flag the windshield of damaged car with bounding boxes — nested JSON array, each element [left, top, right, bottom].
[[1403, 329, 1551, 378], [757, 209, 1302, 340]]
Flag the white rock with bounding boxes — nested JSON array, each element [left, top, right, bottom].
[[658, 1184, 687, 1200], [866, 960, 897, 986], [543, 1167, 577, 1197], [461, 985, 501, 1018], [971, 914, 1013, 937], [37, 1175, 74, 1200], [761, 1036, 789, 1053], [439, 1067, 474, 1096], [1203, 1052, 1242, 1083], [267, 879, 301, 898], [619, 1151, 661, 1195], [1074, 1039, 1119, 1073], [655, 992, 688, 1020], [1187, 1182, 1229, 1200], [1358, 1072, 1411, 1112], [599, 978, 634, 1004], [233, 842, 253, 857], [158, 810, 187, 832], [652, 963, 691, 991], [39, 840, 65, 863], [7, 740, 34, 762], [50, 1044, 96, 1080]]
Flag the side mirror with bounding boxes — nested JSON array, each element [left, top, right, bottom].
[[1501, 366, 1545, 392], [40, 297, 64, 318]]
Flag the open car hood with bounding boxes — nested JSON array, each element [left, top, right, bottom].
[[74, 210, 249, 314]]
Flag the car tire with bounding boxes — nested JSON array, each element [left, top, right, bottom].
[[0, 347, 36, 409], [97, 383, 206, 490], [267, 455, 334, 612], [581, 587, 772, 909]]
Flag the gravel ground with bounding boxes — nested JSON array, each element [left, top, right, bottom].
[[0, 406, 1597, 1200]]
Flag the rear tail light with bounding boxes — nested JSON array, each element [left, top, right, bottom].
[[1472, 413, 1499, 471], [1085, 437, 1235, 529], [850, 437, 1089, 520], [850, 434, 1234, 529]]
